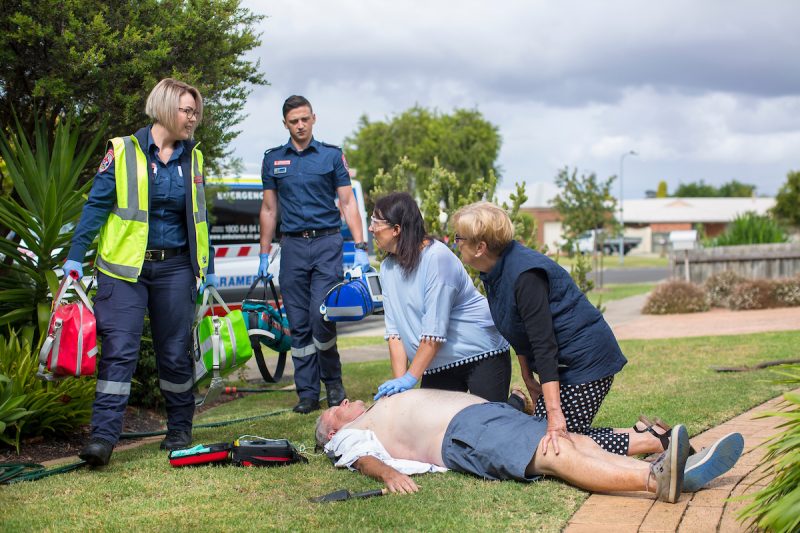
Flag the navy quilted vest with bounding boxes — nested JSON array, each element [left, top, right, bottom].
[[480, 241, 626, 385]]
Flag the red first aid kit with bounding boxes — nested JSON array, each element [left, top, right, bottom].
[[37, 272, 98, 381], [168, 443, 233, 467]]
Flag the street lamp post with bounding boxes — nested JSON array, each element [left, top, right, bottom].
[[618, 150, 637, 265]]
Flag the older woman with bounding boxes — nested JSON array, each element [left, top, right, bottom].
[[63, 78, 215, 466], [369, 193, 511, 402], [451, 201, 671, 456]]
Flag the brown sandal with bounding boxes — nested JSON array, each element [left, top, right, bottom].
[[634, 415, 697, 454]]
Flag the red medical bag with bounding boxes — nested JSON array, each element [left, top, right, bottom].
[[37, 272, 97, 380]]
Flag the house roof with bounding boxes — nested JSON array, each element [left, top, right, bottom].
[[622, 197, 775, 223]]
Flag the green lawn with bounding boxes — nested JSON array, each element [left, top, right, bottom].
[[2, 331, 797, 531], [588, 283, 655, 307]]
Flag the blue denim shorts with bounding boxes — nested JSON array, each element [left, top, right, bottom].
[[441, 402, 547, 482]]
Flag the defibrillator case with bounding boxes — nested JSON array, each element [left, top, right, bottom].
[[231, 438, 308, 467], [168, 442, 232, 468]]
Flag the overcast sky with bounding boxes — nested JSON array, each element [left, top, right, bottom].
[[231, 0, 800, 205]]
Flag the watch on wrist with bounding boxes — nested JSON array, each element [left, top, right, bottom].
[[354, 242, 368, 251]]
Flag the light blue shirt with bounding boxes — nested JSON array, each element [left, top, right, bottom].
[[380, 239, 509, 374]]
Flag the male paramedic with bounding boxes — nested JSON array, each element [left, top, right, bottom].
[[315, 389, 745, 502], [259, 95, 368, 414]]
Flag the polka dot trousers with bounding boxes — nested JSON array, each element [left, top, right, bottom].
[[533, 375, 630, 455]]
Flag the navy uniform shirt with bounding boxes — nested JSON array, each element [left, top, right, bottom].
[[260, 137, 351, 233], [69, 126, 189, 261]]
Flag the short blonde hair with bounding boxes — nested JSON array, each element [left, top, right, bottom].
[[145, 78, 203, 132], [451, 201, 514, 255]]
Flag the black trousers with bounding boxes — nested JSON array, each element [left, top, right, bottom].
[[420, 350, 511, 402]]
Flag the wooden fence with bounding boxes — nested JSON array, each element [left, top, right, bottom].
[[671, 243, 800, 284]]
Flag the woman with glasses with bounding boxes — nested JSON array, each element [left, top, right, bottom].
[[451, 201, 672, 457], [369, 192, 512, 403], [62, 78, 216, 466]]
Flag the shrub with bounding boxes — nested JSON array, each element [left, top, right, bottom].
[[727, 280, 780, 310], [712, 211, 787, 246], [0, 374, 32, 451], [739, 364, 800, 533], [773, 276, 800, 307], [0, 328, 94, 444], [704, 270, 745, 307], [643, 280, 710, 315], [0, 114, 104, 333]]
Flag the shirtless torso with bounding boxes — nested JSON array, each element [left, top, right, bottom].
[[344, 389, 486, 465]]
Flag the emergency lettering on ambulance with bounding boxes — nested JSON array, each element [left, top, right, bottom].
[[206, 174, 368, 307]]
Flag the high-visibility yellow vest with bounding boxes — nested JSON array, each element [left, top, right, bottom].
[[95, 135, 209, 282]]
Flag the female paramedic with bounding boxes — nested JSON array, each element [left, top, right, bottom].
[[62, 78, 216, 466], [369, 192, 511, 402], [451, 201, 673, 457]]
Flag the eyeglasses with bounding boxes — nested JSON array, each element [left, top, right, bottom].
[[369, 215, 391, 228], [453, 234, 469, 243], [178, 107, 199, 120]]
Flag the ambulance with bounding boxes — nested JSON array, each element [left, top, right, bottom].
[[207, 174, 368, 308]]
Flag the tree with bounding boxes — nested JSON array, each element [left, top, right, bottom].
[[718, 179, 756, 197], [372, 156, 499, 239], [551, 167, 617, 247], [344, 106, 501, 210], [0, 0, 266, 177], [771, 170, 800, 228], [551, 167, 617, 289], [372, 158, 539, 292], [672, 179, 756, 197], [672, 180, 719, 197], [656, 180, 668, 198]]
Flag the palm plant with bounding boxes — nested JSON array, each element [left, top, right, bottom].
[[738, 364, 800, 532], [0, 114, 104, 333]]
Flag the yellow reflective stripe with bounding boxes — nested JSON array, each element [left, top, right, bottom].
[[112, 137, 147, 221], [193, 152, 207, 221], [191, 146, 209, 276]]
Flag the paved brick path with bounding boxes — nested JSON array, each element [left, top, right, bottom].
[[565, 390, 795, 533]]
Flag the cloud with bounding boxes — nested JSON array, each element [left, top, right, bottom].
[[231, 0, 800, 198]]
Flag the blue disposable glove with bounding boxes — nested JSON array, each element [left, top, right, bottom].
[[353, 248, 370, 269], [63, 259, 83, 280], [257, 253, 270, 278], [374, 371, 418, 400], [200, 273, 218, 295]]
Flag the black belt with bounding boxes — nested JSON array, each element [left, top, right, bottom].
[[144, 246, 189, 261], [283, 227, 340, 239]]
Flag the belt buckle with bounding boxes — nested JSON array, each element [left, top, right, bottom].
[[301, 230, 311, 238], [145, 249, 165, 261]]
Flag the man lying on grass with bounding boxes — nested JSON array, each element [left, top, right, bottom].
[[315, 389, 744, 503]]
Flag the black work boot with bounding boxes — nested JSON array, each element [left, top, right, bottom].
[[326, 382, 347, 407], [292, 397, 321, 414], [160, 429, 193, 451], [79, 438, 114, 466]]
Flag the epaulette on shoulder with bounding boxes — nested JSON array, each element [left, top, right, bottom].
[[319, 141, 342, 151], [264, 145, 283, 157]]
